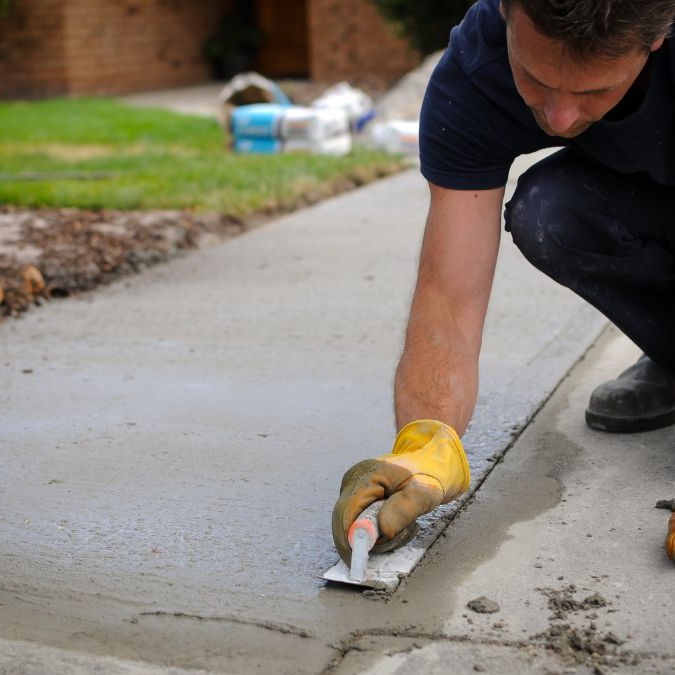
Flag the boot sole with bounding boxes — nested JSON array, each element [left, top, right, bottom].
[[585, 408, 675, 433]]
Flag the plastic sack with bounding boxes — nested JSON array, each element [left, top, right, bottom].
[[311, 82, 375, 132], [369, 120, 419, 155]]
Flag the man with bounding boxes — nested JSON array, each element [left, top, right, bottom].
[[332, 0, 675, 563]]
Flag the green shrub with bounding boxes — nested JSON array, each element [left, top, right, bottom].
[[369, 0, 474, 55]]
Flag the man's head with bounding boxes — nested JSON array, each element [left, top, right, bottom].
[[501, 0, 675, 59], [500, 0, 674, 138]]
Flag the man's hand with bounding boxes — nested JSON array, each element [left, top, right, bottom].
[[331, 419, 470, 565]]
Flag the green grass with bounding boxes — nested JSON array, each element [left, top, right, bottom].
[[0, 98, 403, 214]]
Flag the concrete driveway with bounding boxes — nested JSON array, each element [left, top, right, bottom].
[[3, 160, 672, 674]]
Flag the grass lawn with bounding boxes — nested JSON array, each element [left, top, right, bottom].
[[0, 98, 404, 214]]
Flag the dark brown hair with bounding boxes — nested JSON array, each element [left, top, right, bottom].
[[501, 0, 675, 57]]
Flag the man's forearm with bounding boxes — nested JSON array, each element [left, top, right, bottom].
[[393, 183, 505, 436], [394, 290, 480, 435]]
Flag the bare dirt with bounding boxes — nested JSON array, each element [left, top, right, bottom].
[[0, 167, 395, 319], [0, 207, 248, 317]]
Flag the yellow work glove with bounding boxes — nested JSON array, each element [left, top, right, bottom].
[[331, 419, 471, 565]]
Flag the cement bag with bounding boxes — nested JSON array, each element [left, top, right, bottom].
[[279, 107, 350, 142]]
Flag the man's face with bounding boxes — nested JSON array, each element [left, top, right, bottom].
[[502, 2, 663, 138]]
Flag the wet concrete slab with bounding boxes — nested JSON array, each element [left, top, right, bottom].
[[0, 163, 610, 672], [335, 329, 675, 674], [335, 636, 675, 675]]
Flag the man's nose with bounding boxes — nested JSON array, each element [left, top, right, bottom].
[[543, 95, 580, 134]]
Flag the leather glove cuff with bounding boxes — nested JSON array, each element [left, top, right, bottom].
[[378, 419, 471, 502]]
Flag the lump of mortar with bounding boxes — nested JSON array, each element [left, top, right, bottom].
[[655, 499, 675, 512], [467, 596, 500, 614]]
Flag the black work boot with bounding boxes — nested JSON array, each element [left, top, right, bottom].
[[585, 354, 675, 433]]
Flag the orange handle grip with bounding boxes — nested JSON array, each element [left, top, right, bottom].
[[347, 500, 384, 550], [666, 512, 675, 561]]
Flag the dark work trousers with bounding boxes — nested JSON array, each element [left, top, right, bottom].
[[504, 148, 675, 376]]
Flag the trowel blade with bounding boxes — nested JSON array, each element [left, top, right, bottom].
[[322, 545, 425, 591]]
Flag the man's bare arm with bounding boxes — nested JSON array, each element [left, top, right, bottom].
[[395, 183, 506, 435], [331, 183, 505, 557]]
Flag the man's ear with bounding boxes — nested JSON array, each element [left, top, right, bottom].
[[650, 36, 665, 52]]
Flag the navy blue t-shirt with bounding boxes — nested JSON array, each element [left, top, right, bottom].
[[420, 0, 675, 189]]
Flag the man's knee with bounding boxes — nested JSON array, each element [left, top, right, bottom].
[[506, 153, 673, 290], [504, 164, 574, 282]]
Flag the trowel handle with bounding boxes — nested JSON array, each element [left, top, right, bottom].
[[348, 499, 385, 550], [667, 512, 675, 560]]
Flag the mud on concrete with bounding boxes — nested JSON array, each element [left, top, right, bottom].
[[540, 584, 608, 620], [532, 585, 638, 672]]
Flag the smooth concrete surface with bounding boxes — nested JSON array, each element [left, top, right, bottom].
[[0, 161, 614, 673]]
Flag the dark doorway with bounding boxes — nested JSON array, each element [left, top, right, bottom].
[[255, 0, 309, 77]]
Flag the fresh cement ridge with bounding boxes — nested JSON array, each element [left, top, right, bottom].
[[137, 610, 313, 638]]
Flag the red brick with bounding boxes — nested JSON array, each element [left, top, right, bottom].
[[0, 0, 420, 98]]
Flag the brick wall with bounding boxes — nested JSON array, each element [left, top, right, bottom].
[[307, 0, 420, 86], [0, 0, 230, 98], [0, 0, 419, 98], [63, 0, 229, 96], [0, 0, 69, 98]]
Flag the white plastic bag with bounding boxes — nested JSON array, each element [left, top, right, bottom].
[[311, 82, 375, 132]]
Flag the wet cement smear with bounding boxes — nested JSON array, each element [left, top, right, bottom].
[[386, 424, 583, 628]]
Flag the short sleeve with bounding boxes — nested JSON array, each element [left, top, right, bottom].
[[419, 0, 552, 190]]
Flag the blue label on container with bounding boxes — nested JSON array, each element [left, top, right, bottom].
[[230, 104, 289, 139], [233, 137, 283, 154]]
